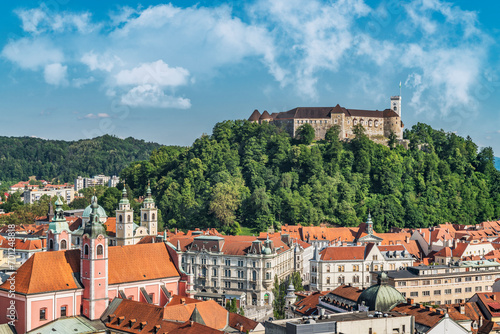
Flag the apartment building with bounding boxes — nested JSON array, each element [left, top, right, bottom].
[[380, 260, 500, 305], [74, 175, 120, 191], [170, 234, 294, 307], [310, 243, 414, 291]]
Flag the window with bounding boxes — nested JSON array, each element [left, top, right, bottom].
[[60, 305, 67, 317], [225, 281, 231, 288], [338, 276, 345, 284], [338, 265, 345, 272], [398, 281, 407, 287], [97, 245, 103, 256], [213, 280, 217, 288], [455, 288, 462, 293], [445, 289, 452, 295], [410, 292, 418, 297], [353, 276, 360, 283], [423, 291, 430, 296], [475, 286, 482, 292], [84, 245, 89, 256], [60, 239, 67, 250], [465, 287, 472, 292], [238, 260, 244, 267], [366, 265, 370, 271], [49, 239, 54, 250], [422, 280, 430, 285], [434, 290, 441, 295], [127, 215, 131, 222], [253, 261, 256, 268], [374, 265, 379, 271], [238, 270, 244, 278], [326, 277, 331, 284], [212, 268, 218, 277], [225, 259, 231, 266], [225, 269, 231, 277], [434, 279, 441, 284], [119, 215, 123, 222], [475, 276, 482, 281], [326, 266, 331, 273], [252, 271, 257, 281], [455, 277, 462, 282], [212, 258, 217, 265], [149, 293, 155, 302], [40, 308, 47, 320], [238, 282, 244, 289], [266, 272, 271, 280], [465, 277, 472, 282], [266, 262, 271, 268], [152, 213, 155, 220], [144, 213, 147, 220], [201, 258, 206, 265], [372, 255, 378, 260], [353, 265, 359, 272]]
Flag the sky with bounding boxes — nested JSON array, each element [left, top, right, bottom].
[[0, 0, 499, 154]]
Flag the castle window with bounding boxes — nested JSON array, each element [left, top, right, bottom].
[[97, 245, 103, 256], [60, 239, 67, 250], [84, 245, 89, 256], [40, 308, 47, 320]]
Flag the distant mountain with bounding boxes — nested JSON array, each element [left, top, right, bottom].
[[496, 157, 500, 170], [0, 135, 163, 182]]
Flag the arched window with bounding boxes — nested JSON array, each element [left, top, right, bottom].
[[143, 213, 147, 220], [127, 215, 131, 222], [84, 245, 89, 256], [49, 239, 54, 250], [60, 239, 67, 250], [152, 213, 155, 220], [119, 215, 123, 223], [97, 245, 103, 256], [326, 277, 331, 284]]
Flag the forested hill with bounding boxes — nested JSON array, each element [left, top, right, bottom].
[[121, 121, 500, 233], [0, 135, 162, 182]]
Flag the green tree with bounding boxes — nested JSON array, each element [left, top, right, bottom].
[[226, 299, 238, 313], [290, 271, 305, 292], [272, 275, 286, 320], [296, 124, 315, 145], [325, 125, 341, 142]]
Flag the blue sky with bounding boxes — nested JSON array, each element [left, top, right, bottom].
[[1, 0, 499, 154]]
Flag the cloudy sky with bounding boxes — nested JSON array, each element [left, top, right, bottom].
[[1, 0, 499, 153]]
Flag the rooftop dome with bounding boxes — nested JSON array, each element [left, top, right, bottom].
[[82, 196, 108, 219], [357, 272, 405, 312]]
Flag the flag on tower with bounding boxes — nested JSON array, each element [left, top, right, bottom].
[[399, 81, 401, 88]]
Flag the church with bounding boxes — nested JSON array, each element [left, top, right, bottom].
[[0, 192, 194, 334], [249, 95, 404, 143]]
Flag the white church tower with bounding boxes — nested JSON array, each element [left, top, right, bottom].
[[140, 182, 158, 237], [116, 186, 135, 246], [390, 95, 402, 117]]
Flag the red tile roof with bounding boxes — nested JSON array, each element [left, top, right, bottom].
[[293, 291, 329, 316], [320, 246, 366, 261], [228, 312, 259, 332], [329, 285, 363, 302], [164, 300, 228, 330]]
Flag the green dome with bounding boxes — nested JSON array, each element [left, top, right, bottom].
[[82, 196, 107, 219], [357, 272, 405, 312]]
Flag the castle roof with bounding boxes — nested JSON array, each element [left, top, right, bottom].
[[272, 105, 400, 120], [248, 109, 261, 121], [0, 242, 180, 295], [259, 110, 272, 120]]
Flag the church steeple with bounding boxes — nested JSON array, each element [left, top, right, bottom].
[[81, 196, 108, 320], [47, 196, 70, 251], [141, 181, 158, 237], [366, 212, 374, 235], [116, 183, 135, 246]]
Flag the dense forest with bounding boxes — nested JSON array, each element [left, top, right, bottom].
[[0, 135, 162, 182], [120, 121, 500, 234]]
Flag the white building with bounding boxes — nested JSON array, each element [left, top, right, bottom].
[[74, 175, 120, 192], [310, 243, 414, 291], [23, 187, 75, 204]]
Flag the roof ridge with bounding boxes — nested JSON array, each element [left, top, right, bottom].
[[24, 253, 36, 294]]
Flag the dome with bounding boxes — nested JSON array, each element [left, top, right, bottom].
[[82, 196, 108, 219], [262, 247, 272, 255], [357, 272, 405, 312]]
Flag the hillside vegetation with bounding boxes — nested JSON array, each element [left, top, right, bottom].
[[0, 135, 162, 182], [121, 121, 500, 233]]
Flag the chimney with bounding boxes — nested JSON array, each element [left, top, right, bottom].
[[190, 321, 194, 326]]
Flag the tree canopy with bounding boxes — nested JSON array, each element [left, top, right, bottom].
[[119, 120, 500, 233]]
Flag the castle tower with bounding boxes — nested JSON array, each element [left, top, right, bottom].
[[47, 197, 70, 251], [80, 198, 108, 320], [116, 186, 135, 246], [366, 212, 374, 235], [390, 96, 401, 117], [140, 182, 158, 237]]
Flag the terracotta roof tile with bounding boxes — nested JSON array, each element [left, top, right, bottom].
[[164, 300, 228, 330], [293, 291, 329, 316], [228, 313, 259, 332], [320, 246, 366, 261], [329, 285, 363, 302]]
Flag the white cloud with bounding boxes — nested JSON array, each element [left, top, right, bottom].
[[121, 84, 191, 109], [1, 38, 63, 70], [115, 60, 190, 87], [44, 63, 68, 86], [81, 113, 111, 119], [81, 51, 121, 72], [15, 6, 96, 34], [72, 76, 95, 88]]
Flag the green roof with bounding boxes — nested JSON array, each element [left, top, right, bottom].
[[26, 316, 105, 334], [357, 272, 406, 312]]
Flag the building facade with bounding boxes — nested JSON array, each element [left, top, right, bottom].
[[74, 175, 120, 192], [381, 260, 500, 305], [310, 243, 413, 291], [249, 96, 404, 142], [169, 234, 294, 307]]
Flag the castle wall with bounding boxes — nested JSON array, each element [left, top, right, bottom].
[[384, 116, 402, 139]]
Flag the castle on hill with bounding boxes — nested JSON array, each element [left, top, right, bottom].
[[249, 96, 404, 143]]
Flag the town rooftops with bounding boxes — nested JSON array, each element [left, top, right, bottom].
[[0, 242, 180, 295]]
